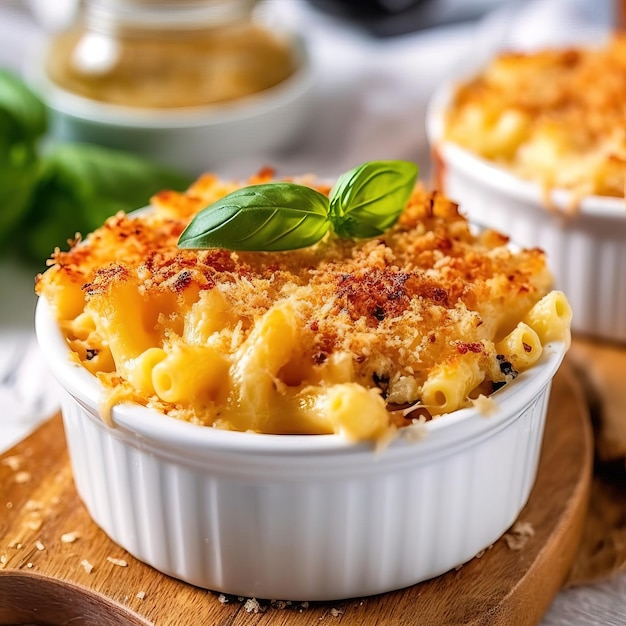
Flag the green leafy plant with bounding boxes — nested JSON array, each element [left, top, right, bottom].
[[0, 69, 193, 264], [178, 160, 418, 251]]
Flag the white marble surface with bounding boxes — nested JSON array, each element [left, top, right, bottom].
[[1, 0, 625, 623]]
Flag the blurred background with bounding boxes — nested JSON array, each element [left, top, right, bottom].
[[0, 1, 624, 623], [2, 0, 618, 180], [0, 0, 617, 268]]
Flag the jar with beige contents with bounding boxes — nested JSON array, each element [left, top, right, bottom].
[[45, 0, 298, 108], [38, 0, 313, 172]]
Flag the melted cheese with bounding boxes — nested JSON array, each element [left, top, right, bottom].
[[444, 36, 626, 201], [36, 170, 564, 440]]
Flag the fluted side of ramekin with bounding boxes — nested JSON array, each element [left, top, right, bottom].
[[434, 144, 626, 343], [57, 378, 551, 601]]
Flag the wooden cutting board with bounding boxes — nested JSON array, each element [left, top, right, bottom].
[[0, 361, 592, 626]]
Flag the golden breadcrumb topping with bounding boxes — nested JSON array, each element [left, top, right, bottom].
[[443, 35, 626, 202], [36, 170, 554, 435]]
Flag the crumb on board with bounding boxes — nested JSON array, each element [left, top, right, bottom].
[[35, 540, 45, 551], [0, 555, 7, 566], [2, 455, 22, 471], [244, 598, 263, 614], [503, 521, 535, 551], [26, 562, 33, 569], [80, 559, 94, 574], [136, 591, 146, 601], [14, 471, 31, 484], [213, 594, 314, 613], [61, 532, 79, 543], [272, 600, 287, 609], [330, 608, 344, 617], [107, 556, 128, 567]]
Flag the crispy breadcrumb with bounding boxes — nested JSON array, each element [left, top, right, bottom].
[[36, 171, 553, 432]]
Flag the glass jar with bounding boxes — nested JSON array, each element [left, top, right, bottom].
[[45, 0, 299, 108]]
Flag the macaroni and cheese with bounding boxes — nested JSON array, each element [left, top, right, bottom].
[[35, 170, 571, 441], [443, 36, 626, 202]]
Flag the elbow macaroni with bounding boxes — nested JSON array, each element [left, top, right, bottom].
[[421, 356, 485, 415], [523, 290, 572, 346], [443, 36, 626, 201], [495, 323, 542, 371], [36, 172, 572, 442]]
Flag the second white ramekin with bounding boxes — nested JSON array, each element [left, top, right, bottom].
[[427, 85, 626, 344]]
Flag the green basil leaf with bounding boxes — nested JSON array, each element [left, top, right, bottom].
[[329, 160, 418, 238], [0, 159, 40, 257], [40, 142, 193, 208], [21, 183, 87, 263], [18, 142, 193, 264], [0, 70, 47, 152], [178, 183, 331, 251]]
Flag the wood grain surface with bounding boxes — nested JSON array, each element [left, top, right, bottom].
[[0, 362, 592, 626]]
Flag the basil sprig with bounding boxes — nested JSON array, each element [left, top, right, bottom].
[[178, 160, 418, 251]]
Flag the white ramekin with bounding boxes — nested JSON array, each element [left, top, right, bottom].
[[426, 85, 626, 344], [35, 295, 567, 601]]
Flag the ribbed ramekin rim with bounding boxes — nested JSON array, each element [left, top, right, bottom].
[[426, 82, 626, 220]]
